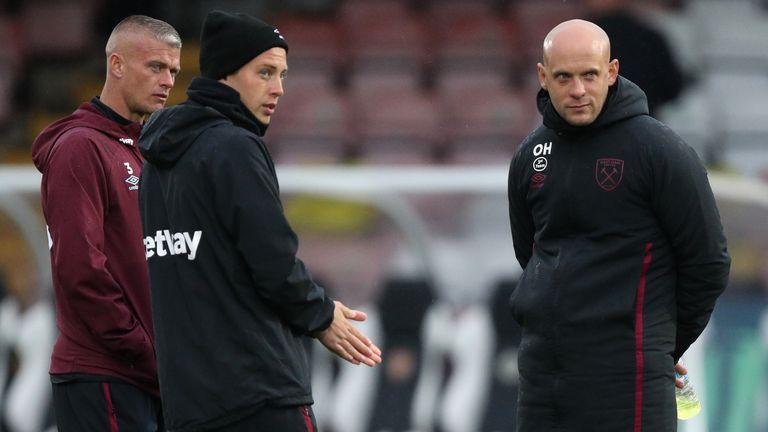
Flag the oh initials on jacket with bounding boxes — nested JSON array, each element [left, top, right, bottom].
[[533, 142, 552, 156], [532, 142, 552, 172]]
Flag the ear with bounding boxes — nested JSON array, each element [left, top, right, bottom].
[[537, 63, 547, 90], [108, 53, 124, 79], [607, 58, 619, 85]]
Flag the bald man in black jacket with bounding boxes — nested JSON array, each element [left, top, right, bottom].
[[507, 19, 729, 432]]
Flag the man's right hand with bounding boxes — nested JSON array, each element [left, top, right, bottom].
[[316, 301, 382, 367]]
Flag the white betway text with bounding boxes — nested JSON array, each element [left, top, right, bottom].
[[144, 230, 202, 261]]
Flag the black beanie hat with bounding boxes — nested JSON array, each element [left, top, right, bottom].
[[199, 10, 289, 80]]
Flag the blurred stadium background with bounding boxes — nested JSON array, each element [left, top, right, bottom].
[[2, 0, 768, 431]]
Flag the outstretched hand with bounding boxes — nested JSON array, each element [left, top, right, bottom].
[[316, 301, 382, 366]]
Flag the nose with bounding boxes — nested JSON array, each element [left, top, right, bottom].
[[570, 78, 586, 98], [160, 70, 175, 90], [271, 76, 284, 97]]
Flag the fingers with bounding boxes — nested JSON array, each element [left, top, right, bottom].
[[347, 323, 372, 346], [350, 335, 382, 365], [340, 326, 382, 366], [340, 310, 382, 361], [674, 362, 688, 388], [320, 302, 382, 366], [675, 377, 685, 389], [335, 301, 368, 322], [370, 343, 382, 357], [337, 339, 362, 365], [347, 310, 367, 321], [326, 333, 380, 366]]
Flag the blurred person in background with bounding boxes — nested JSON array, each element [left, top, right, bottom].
[[0, 271, 55, 432], [30, 15, 181, 432], [138, 10, 381, 432], [507, 19, 730, 431], [585, 0, 685, 116]]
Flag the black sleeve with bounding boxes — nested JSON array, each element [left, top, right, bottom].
[[508, 148, 535, 270], [649, 127, 731, 362], [210, 132, 334, 334]]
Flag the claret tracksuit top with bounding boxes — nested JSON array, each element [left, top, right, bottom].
[[508, 76, 730, 431], [31, 100, 159, 397]]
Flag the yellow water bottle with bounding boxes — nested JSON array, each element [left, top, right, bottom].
[[675, 372, 702, 420]]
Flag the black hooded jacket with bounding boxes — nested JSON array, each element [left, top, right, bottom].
[[507, 77, 730, 431], [139, 77, 334, 431]]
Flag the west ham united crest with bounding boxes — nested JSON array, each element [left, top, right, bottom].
[[595, 158, 624, 191]]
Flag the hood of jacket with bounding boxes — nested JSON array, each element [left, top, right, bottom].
[[31, 102, 142, 173], [537, 75, 649, 135], [140, 77, 269, 167]]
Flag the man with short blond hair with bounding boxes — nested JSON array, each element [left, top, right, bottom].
[[31, 15, 181, 431]]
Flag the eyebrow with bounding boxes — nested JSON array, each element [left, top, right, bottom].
[[148, 59, 180, 75], [258, 63, 287, 71], [552, 67, 599, 77], [257, 63, 289, 77]]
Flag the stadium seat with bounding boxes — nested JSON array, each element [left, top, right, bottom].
[[339, 0, 433, 80], [655, 83, 716, 163], [349, 72, 442, 164], [348, 70, 423, 97], [268, 77, 353, 164], [0, 15, 23, 71], [645, 6, 701, 82], [429, 6, 521, 81], [513, 0, 583, 68], [272, 15, 345, 80], [0, 61, 12, 126], [352, 92, 443, 164], [702, 71, 768, 176], [689, 0, 768, 72], [20, 0, 93, 58], [436, 73, 532, 163]]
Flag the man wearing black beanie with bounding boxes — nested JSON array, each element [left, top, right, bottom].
[[137, 10, 382, 432]]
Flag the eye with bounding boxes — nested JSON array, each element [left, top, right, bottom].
[[259, 69, 271, 79], [280, 70, 287, 80], [149, 64, 161, 73]]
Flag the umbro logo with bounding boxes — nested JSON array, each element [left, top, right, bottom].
[[531, 173, 546, 189], [274, 28, 285, 41], [125, 175, 139, 190], [123, 162, 138, 190]]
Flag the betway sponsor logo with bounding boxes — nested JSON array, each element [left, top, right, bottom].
[[144, 229, 202, 261]]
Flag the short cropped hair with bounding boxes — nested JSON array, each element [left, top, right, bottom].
[[105, 15, 182, 55]]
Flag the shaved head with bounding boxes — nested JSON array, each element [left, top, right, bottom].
[[536, 19, 618, 126], [542, 19, 611, 66], [105, 15, 181, 56]]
